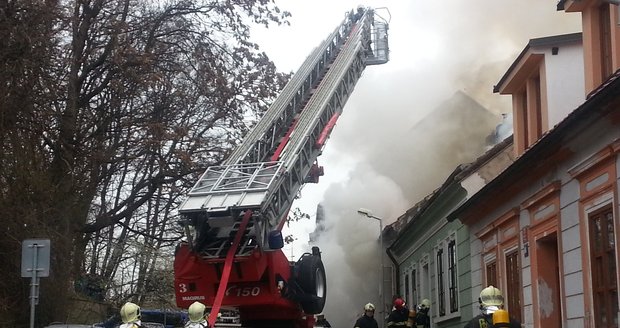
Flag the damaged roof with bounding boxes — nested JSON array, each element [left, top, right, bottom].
[[386, 135, 513, 238], [448, 68, 620, 222]]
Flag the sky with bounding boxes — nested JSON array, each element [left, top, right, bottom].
[[251, 1, 580, 325]]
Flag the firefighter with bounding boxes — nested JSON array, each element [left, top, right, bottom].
[[119, 302, 142, 328], [387, 298, 408, 327], [352, 6, 364, 22], [463, 286, 520, 328], [185, 301, 209, 328], [414, 299, 430, 328], [354, 303, 379, 328]]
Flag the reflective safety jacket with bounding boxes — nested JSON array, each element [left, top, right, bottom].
[[413, 311, 430, 328], [185, 321, 208, 328], [354, 314, 379, 328], [387, 307, 409, 327], [119, 322, 141, 328]]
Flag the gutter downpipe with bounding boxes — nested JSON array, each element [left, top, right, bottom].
[[386, 246, 400, 299]]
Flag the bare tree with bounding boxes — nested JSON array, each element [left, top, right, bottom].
[[0, 0, 290, 325]]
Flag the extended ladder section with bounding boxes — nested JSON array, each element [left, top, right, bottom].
[[179, 7, 389, 258]]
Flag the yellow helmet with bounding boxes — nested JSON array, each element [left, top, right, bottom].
[[364, 303, 376, 311], [120, 302, 141, 323], [188, 301, 207, 322], [479, 285, 504, 307], [419, 299, 431, 310]]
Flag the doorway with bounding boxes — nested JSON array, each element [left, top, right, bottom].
[[535, 231, 561, 328]]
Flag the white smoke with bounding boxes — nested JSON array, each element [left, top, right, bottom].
[[254, 1, 581, 327], [314, 163, 408, 322]]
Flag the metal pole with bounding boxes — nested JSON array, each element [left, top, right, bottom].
[[357, 209, 385, 328], [29, 244, 39, 328], [378, 218, 384, 328]]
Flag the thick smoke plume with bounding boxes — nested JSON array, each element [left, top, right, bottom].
[[254, 1, 581, 327]]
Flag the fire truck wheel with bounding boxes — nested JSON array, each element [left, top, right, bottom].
[[298, 255, 327, 314]]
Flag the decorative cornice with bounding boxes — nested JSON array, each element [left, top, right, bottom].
[[568, 139, 620, 179], [521, 180, 561, 209]]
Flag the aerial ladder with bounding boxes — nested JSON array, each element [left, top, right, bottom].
[[174, 6, 390, 328]]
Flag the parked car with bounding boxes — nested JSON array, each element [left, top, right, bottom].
[[94, 309, 187, 328]]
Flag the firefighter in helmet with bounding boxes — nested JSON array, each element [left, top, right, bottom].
[[463, 286, 520, 328], [387, 298, 408, 327], [413, 299, 430, 328], [352, 5, 364, 22], [354, 303, 379, 328], [119, 302, 141, 328], [185, 301, 209, 328]]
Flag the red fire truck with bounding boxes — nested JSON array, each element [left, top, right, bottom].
[[174, 6, 390, 328]]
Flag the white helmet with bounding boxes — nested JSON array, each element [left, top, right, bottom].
[[120, 302, 141, 323], [479, 285, 504, 315], [364, 303, 375, 311], [418, 299, 431, 311], [479, 285, 504, 307], [188, 301, 207, 323]]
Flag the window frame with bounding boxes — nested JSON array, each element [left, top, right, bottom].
[[402, 264, 420, 307], [483, 252, 498, 288], [404, 272, 410, 305], [476, 208, 522, 323], [448, 238, 459, 313], [434, 232, 460, 322], [412, 266, 418, 305], [503, 246, 522, 323], [598, 3, 613, 80], [587, 204, 618, 328], [420, 255, 431, 301]]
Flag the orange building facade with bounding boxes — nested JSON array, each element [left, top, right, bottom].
[[447, 2, 620, 327]]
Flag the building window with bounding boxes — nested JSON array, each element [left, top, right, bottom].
[[435, 234, 459, 320], [532, 74, 542, 139], [485, 260, 498, 287], [384, 265, 393, 313], [599, 3, 613, 80], [421, 256, 430, 304], [514, 89, 528, 155], [412, 268, 418, 304], [477, 212, 522, 324], [437, 247, 445, 316], [589, 205, 618, 328], [505, 249, 522, 323], [405, 273, 410, 304], [514, 68, 545, 155], [525, 73, 542, 146], [448, 239, 458, 313]]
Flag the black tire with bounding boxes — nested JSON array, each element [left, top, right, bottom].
[[296, 254, 327, 314]]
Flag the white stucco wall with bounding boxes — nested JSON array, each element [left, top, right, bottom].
[[540, 42, 585, 129]]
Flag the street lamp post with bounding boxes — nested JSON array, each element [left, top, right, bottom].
[[357, 208, 385, 328], [288, 237, 298, 260]]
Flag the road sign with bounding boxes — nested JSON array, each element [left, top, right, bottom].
[[21, 239, 50, 278], [22, 239, 51, 328]]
